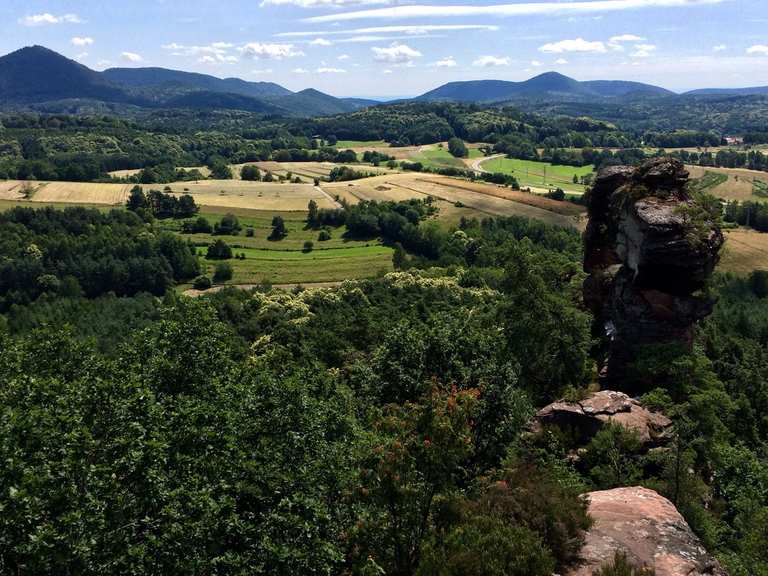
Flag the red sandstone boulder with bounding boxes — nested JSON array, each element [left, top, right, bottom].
[[567, 486, 727, 576], [533, 390, 672, 447]]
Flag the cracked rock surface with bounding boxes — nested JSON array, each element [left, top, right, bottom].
[[566, 487, 727, 576]]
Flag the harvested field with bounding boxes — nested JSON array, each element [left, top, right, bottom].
[[326, 173, 584, 229], [687, 165, 768, 202], [718, 229, 768, 275], [28, 181, 132, 205], [172, 180, 335, 211], [0, 180, 29, 200]]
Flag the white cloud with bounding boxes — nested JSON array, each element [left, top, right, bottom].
[[252, 68, 274, 75], [531, 59, 542, 66], [383, 69, 393, 74], [540, 38, 607, 54], [316, 67, 347, 73], [310, 38, 333, 46], [276, 24, 499, 37], [609, 34, 645, 43], [338, 54, 351, 60], [20, 13, 82, 26], [71, 37, 94, 47], [121, 52, 144, 63], [747, 45, 768, 56], [162, 42, 239, 64], [555, 58, 569, 64], [434, 56, 457, 67], [339, 34, 442, 44], [240, 42, 305, 59], [303, 0, 726, 24], [371, 42, 421, 63], [262, 0, 394, 6], [473, 55, 510, 67], [293, 67, 310, 73], [74, 52, 89, 61], [712, 44, 726, 52], [96, 59, 111, 68], [631, 43, 657, 58]]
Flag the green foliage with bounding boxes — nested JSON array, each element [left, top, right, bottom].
[[269, 215, 288, 240], [213, 261, 233, 282], [447, 137, 468, 158], [193, 275, 212, 290], [581, 424, 644, 489], [206, 238, 232, 260]]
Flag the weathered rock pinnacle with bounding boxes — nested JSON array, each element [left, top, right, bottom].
[[583, 158, 724, 390]]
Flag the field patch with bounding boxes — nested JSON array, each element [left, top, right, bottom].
[[719, 229, 768, 275], [480, 157, 593, 193], [686, 165, 768, 202]]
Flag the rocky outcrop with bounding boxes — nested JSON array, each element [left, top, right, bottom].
[[533, 390, 672, 448], [567, 486, 727, 576], [583, 158, 724, 389]]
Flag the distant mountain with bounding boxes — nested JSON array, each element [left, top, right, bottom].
[[0, 46, 374, 117], [102, 67, 291, 99], [0, 46, 127, 104], [417, 72, 674, 103], [684, 86, 768, 96]]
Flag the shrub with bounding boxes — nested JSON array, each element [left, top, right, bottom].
[[318, 229, 331, 241], [303, 241, 314, 253], [213, 262, 234, 282], [206, 239, 233, 260], [193, 275, 212, 290]]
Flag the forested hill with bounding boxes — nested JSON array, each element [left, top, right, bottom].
[[0, 46, 373, 117]]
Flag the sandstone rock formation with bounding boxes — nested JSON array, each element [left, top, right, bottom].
[[533, 390, 672, 448], [583, 158, 724, 389], [567, 486, 727, 576]]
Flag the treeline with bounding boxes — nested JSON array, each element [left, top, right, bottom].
[[126, 186, 199, 220], [671, 148, 768, 171], [724, 200, 768, 232], [0, 206, 199, 310]]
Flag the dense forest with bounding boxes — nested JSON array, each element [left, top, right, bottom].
[[0, 196, 766, 574]]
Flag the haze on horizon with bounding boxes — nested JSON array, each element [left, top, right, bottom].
[[1, 0, 766, 98]]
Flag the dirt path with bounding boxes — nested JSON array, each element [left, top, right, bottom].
[[469, 154, 505, 173], [315, 185, 343, 209]]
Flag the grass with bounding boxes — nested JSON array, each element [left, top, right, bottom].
[[753, 179, 768, 198], [719, 228, 768, 275], [480, 157, 594, 193], [408, 147, 466, 170], [334, 140, 389, 148], [200, 244, 393, 285], [688, 170, 728, 194]]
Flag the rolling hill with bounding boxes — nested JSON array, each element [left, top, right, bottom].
[[416, 72, 674, 102]]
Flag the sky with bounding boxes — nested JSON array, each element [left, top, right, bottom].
[[2, 0, 767, 98]]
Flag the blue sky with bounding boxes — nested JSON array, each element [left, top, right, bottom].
[[2, 0, 767, 98]]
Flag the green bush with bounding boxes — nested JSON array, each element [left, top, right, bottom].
[[193, 275, 212, 290], [213, 262, 233, 282]]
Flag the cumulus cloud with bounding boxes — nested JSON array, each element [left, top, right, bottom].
[[383, 69, 393, 74], [252, 68, 273, 75], [162, 42, 238, 63], [631, 43, 657, 58], [71, 37, 94, 47], [74, 52, 89, 61], [473, 55, 510, 67], [316, 67, 347, 73], [531, 59, 542, 66], [240, 42, 305, 59], [712, 44, 726, 52], [293, 67, 310, 73], [338, 54, 351, 60], [608, 33, 646, 50], [302, 0, 726, 24], [310, 38, 333, 46], [539, 38, 606, 54], [434, 56, 457, 67], [20, 13, 82, 26], [121, 52, 144, 63], [371, 42, 421, 63], [747, 45, 768, 56], [555, 58, 569, 64]]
